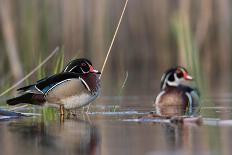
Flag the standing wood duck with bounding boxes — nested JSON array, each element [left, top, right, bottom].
[[6, 58, 101, 115], [155, 66, 200, 115]]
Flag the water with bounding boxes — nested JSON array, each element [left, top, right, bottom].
[[0, 96, 232, 155]]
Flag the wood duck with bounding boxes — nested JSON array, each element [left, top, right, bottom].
[[155, 66, 200, 115], [6, 58, 101, 115]]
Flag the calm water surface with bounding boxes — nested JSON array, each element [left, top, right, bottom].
[[0, 96, 232, 155]]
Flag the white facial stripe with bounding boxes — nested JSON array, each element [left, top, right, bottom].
[[85, 61, 90, 66], [79, 77, 90, 91], [80, 67, 89, 74], [69, 66, 77, 72], [162, 68, 189, 89], [167, 80, 178, 87], [162, 73, 180, 89], [64, 65, 69, 72], [174, 73, 178, 80], [174, 73, 183, 83], [162, 73, 170, 89]]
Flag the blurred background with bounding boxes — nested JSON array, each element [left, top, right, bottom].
[[0, 0, 231, 97], [1, 1, 232, 155]]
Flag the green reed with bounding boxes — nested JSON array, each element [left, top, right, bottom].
[[41, 48, 65, 117], [42, 107, 59, 122], [53, 47, 65, 74], [37, 54, 46, 80], [172, 14, 206, 97], [171, 12, 215, 116]]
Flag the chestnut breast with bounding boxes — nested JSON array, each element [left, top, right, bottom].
[[156, 86, 189, 107]]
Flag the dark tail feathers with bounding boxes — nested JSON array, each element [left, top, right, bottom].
[[7, 93, 45, 105], [17, 84, 34, 92]]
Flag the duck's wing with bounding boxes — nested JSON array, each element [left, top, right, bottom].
[[7, 73, 84, 106], [40, 72, 92, 103], [16, 76, 51, 93], [178, 85, 200, 110], [35, 72, 83, 94], [17, 72, 82, 94], [178, 85, 200, 96]]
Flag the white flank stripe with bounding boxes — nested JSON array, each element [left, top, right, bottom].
[[154, 91, 165, 116], [186, 92, 193, 113], [45, 79, 72, 95], [155, 91, 165, 105], [35, 85, 44, 94]]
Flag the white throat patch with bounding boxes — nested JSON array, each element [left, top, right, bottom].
[[163, 73, 182, 89]]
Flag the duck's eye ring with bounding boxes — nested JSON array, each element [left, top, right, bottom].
[[81, 63, 86, 66]]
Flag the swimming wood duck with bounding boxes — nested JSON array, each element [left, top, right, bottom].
[[7, 58, 101, 115], [155, 66, 200, 115]]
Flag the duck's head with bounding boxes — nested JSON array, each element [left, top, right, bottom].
[[160, 66, 193, 89], [63, 58, 101, 74]]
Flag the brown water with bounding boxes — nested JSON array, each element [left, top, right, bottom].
[[1, 96, 232, 155]]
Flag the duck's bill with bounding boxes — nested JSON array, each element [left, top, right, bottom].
[[92, 69, 101, 74], [90, 66, 101, 74], [184, 74, 193, 80]]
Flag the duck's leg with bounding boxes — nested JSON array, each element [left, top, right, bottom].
[[60, 104, 64, 115], [60, 105, 65, 122]]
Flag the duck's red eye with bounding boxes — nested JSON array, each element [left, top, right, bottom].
[[81, 63, 86, 66], [176, 69, 181, 74], [176, 69, 184, 78], [177, 72, 184, 78]]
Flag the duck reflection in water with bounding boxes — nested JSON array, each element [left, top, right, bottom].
[[158, 122, 202, 153], [3, 118, 100, 155]]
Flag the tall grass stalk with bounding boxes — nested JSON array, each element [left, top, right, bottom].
[[42, 48, 65, 117], [0, 47, 60, 97], [99, 0, 129, 79], [172, 15, 205, 94], [112, 71, 128, 112], [53, 47, 65, 74], [86, 0, 129, 113], [118, 71, 128, 96], [37, 54, 46, 80], [42, 107, 59, 122], [172, 13, 211, 114]]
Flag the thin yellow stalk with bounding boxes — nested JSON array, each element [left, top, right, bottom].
[[59, 49, 65, 73], [0, 47, 60, 96], [99, 0, 129, 79], [119, 71, 128, 94], [86, 0, 129, 113]]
